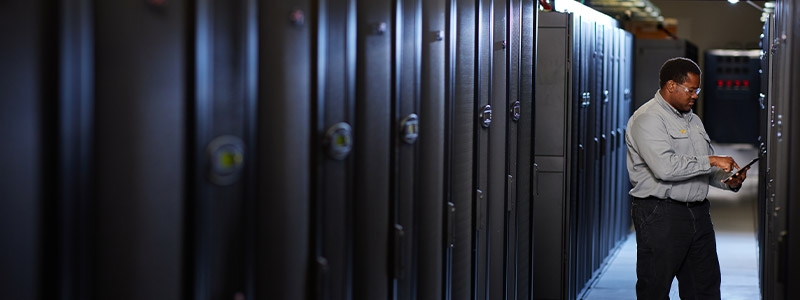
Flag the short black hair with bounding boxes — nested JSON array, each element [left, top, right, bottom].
[[659, 57, 701, 88]]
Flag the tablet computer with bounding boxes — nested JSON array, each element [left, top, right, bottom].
[[723, 157, 759, 183]]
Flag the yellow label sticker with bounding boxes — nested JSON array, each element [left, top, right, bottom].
[[680, 129, 687, 134]]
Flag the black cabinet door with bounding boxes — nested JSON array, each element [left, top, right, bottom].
[[94, 1, 188, 299]]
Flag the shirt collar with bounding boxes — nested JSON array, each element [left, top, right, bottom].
[[655, 89, 693, 121]]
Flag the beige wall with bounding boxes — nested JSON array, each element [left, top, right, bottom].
[[653, 1, 765, 50]]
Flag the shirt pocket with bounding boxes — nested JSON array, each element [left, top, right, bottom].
[[667, 128, 690, 140], [667, 127, 691, 151]]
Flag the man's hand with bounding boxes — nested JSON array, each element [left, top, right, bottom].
[[723, 166, 749, 189], [710, 155, 739, 173]]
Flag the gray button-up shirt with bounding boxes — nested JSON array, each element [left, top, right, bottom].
[[626, 90, 732, 202]]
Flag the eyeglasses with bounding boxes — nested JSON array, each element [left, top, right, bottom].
[[676, 83, 701, 95]]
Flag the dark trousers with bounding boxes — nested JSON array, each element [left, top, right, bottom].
[[631, 197, 721, 300]]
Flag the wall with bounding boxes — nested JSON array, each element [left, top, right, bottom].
[[651, 0, 766, 117]]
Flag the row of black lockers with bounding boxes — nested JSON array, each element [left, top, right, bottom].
[[534, 1, 633, 299], [757, 1, 800, 299], [0, 0, 541, 300]]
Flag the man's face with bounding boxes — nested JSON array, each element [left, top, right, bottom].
[[666, 72, 701, 113]]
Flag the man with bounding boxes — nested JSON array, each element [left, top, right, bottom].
[[625, 57, 749, 299]]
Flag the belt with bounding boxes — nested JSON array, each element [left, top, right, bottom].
[[635, 196, 707, 208]]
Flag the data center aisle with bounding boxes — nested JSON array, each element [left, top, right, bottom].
[[583, 143, 761, 300]]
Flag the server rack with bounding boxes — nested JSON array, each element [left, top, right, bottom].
[[534, 11, 574, 299], [619, 31, 634, 245], [93, 1, 189, 299], [787, 0, 800, 294], [351, 1, 394, 299], [703, 49, 761, 144], [190, 0, 257, 298], [442, 1, 538, 299], [312, 0, 357, 298], [1, 1, 539, 300], [389, 0, 421, 298], [1, 1, 60, 299], [757, 13, 773, 300], [759, 0, 800, 297], [506, 0, 537, 299], [416, 0, 447, 298], [534, 1, 632, 299], [446, 1, 479, 299]]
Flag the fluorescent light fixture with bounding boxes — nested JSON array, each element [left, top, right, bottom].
[[728, 0, 739, 3]]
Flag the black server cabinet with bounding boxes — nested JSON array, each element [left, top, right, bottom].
[[190, 0, 257, 298], [761, 6, 788, 300], [352, 0, 393, 298], [0, 1, 58, 299], [416, 0, 447, 298], [534, 11, 574, 300], [93, 1, 189, 299], [255, 0, 313, 299], [757, 13, 773, 300], [54, 1, 95, 299], [390, 0, 422, 298], [787, 1, 800, 293], [2, 2, 542, 300], [571, 15, 594, 300], [503, 0, 537, 299], [619, 30, 634, 240], [473, 0, 494, 297], [444, 0, 536, 299], [446, 1, 477, 299], [483, 0, 508, 298], [312, 0, 357, 299], [760, 0, 800, 298], [703, 50, 761, 144], [2, 1, 262, 299], [534, 1, 631, 299], [514, 2, 537, 299]]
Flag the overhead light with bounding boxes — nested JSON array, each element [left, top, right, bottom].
[[728, 0, 739, 4]]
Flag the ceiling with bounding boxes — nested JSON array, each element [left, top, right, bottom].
[[582, 0, 775, 22]]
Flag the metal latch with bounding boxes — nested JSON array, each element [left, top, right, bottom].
[[207, 135, 245, 186], [324, 122, 353, 160], [480, 105, 492, 128], [399, 113, 419, 144], [510, 101, 521, 122]]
